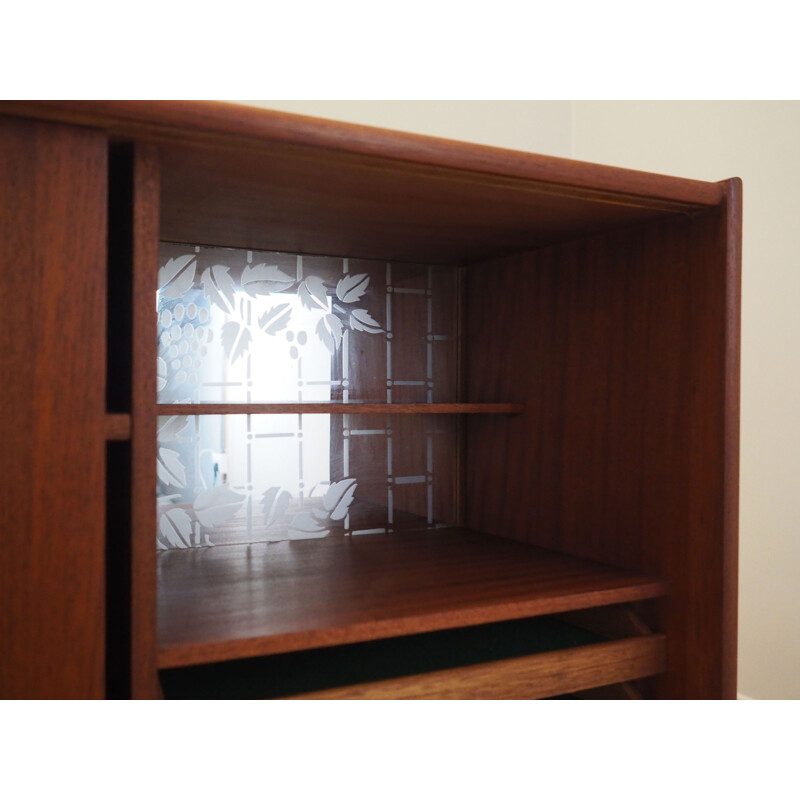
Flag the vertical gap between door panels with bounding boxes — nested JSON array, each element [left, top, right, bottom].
[[105, 143, 135, 698]]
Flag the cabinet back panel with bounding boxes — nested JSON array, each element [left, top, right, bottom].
[[157, 244, 458, 405], [465, 201, 739, 698], [156, 413, 457, 550]]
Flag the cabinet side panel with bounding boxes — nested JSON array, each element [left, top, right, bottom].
[[720, 178, 741, 701], [720, 178, 742, 700], [0, 117, 107, 698], [465, 207, 738, 698]]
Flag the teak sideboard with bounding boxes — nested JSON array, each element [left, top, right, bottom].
[[0, 101, 740, 699]]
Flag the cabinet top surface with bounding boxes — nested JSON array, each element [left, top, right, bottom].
[[1, 101, 732, 263], [0, 100, 724, 202]]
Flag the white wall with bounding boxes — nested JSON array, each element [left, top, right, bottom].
[[573, 102, 800, 700], [239, 100, 573, 157], [238, 100, 799, 698]]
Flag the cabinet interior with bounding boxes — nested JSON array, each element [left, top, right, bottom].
[[106, 124, 735, 699], [0, 102, 740, 700]]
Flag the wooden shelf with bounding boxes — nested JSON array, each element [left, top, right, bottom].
[[287, 635, 667, 700], [157, 527, 669, 669], [156, 403, 523, 416], [158, 615, 664, 699]]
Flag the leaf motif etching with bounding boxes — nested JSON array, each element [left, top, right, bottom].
[[221, 320, 252, 364], [158, 507, 192, 550], [156, 461, 362, 548], [336, 273, 369, 304], [287, 478, 359, 539], [201, 265, 238, 315], [158, 255, 197, 297], [298, 275, 329, 311], [157, 484, 246, 550], [262, 487, 291, 527], [193, 486, 246, 528], [288, 512, 329, 540], [241, 263, 295, 296], [316, 314, 343, 355], [157, 254, 386, 389], [316, 272, 383, 352], [349, 308, 383, 334], [157, 415, 190, 442], [259, 303, 292, 335], [157, 447, 187, 489], [323, 477, 357, 521]]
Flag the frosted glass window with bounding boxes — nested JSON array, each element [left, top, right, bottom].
[[157, 244, 458, 404], [156, 414, 457, 549]]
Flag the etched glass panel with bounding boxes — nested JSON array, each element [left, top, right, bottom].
[[156, 414, 457, 549], [157, 244, 458, 404]]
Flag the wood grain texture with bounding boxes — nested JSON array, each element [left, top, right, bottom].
[[130, 146, 161, 699], [289, 634, 666, 699], [0, 100, 723, 208], [465, 200, 740, 698], [720, 178, 742, 701], [0, 103, 723, 265], [0, 117, 107, 698], [156, 403, 523, 416], [156, 140, 706, 265], [105, 413, 132, 440], [157, 528, 668, 668]]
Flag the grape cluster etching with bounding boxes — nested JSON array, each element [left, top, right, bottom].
[[157, 254, 382, 377], [156, 253, 378, 550]]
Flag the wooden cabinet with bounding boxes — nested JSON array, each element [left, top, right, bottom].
[[0, 101, 740, 699]]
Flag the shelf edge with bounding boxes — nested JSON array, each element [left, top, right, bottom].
[[286, 634, 668, 700], [156, 403, 525, 416], [157, 579, 669, 670]]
